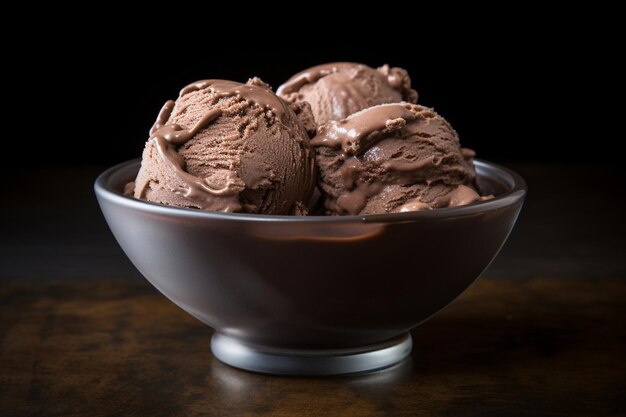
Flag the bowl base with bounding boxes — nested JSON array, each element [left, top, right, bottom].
[[211, 332, 412, 376]]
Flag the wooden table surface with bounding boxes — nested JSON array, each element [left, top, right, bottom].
[[2, 278, 624, 417]]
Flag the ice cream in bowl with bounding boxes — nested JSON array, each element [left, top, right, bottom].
[[95, 63, 526, 375]]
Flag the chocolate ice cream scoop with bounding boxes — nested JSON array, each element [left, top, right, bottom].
[[132, 78, 316, 214], [277, 62, 417, 126], [311, 102, 482, 215]]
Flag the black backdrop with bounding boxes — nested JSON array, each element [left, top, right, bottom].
[[27, 31, 617, 169]]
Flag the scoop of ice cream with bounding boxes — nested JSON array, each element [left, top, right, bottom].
[[277, 62, 417, 126], [133, 78, 316, 214], [311, 102, 481, 215]]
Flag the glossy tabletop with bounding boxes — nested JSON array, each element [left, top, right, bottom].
[[1, 278, 624, 416]]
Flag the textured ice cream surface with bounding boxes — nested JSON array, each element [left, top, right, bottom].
[[133, 78, 316, 214], [311, 102, 482, 215], [277, 62, 417, 126]]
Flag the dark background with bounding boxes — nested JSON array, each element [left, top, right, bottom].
[[1, 27, 624, 281], [28, 33, 618, 167]]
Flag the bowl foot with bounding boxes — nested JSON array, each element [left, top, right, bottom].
[[210, 332, 412, 376]]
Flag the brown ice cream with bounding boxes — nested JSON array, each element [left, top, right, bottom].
[[128, 62, 489, 216], [311, 102, 482, 215], [277, 63, 417, 126], [132, 78, 316, 214]]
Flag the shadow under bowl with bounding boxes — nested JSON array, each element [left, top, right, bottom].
[[95, 159, 526, 375]]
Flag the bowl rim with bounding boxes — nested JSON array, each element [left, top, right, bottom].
[[94, 158, 527, 224]]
